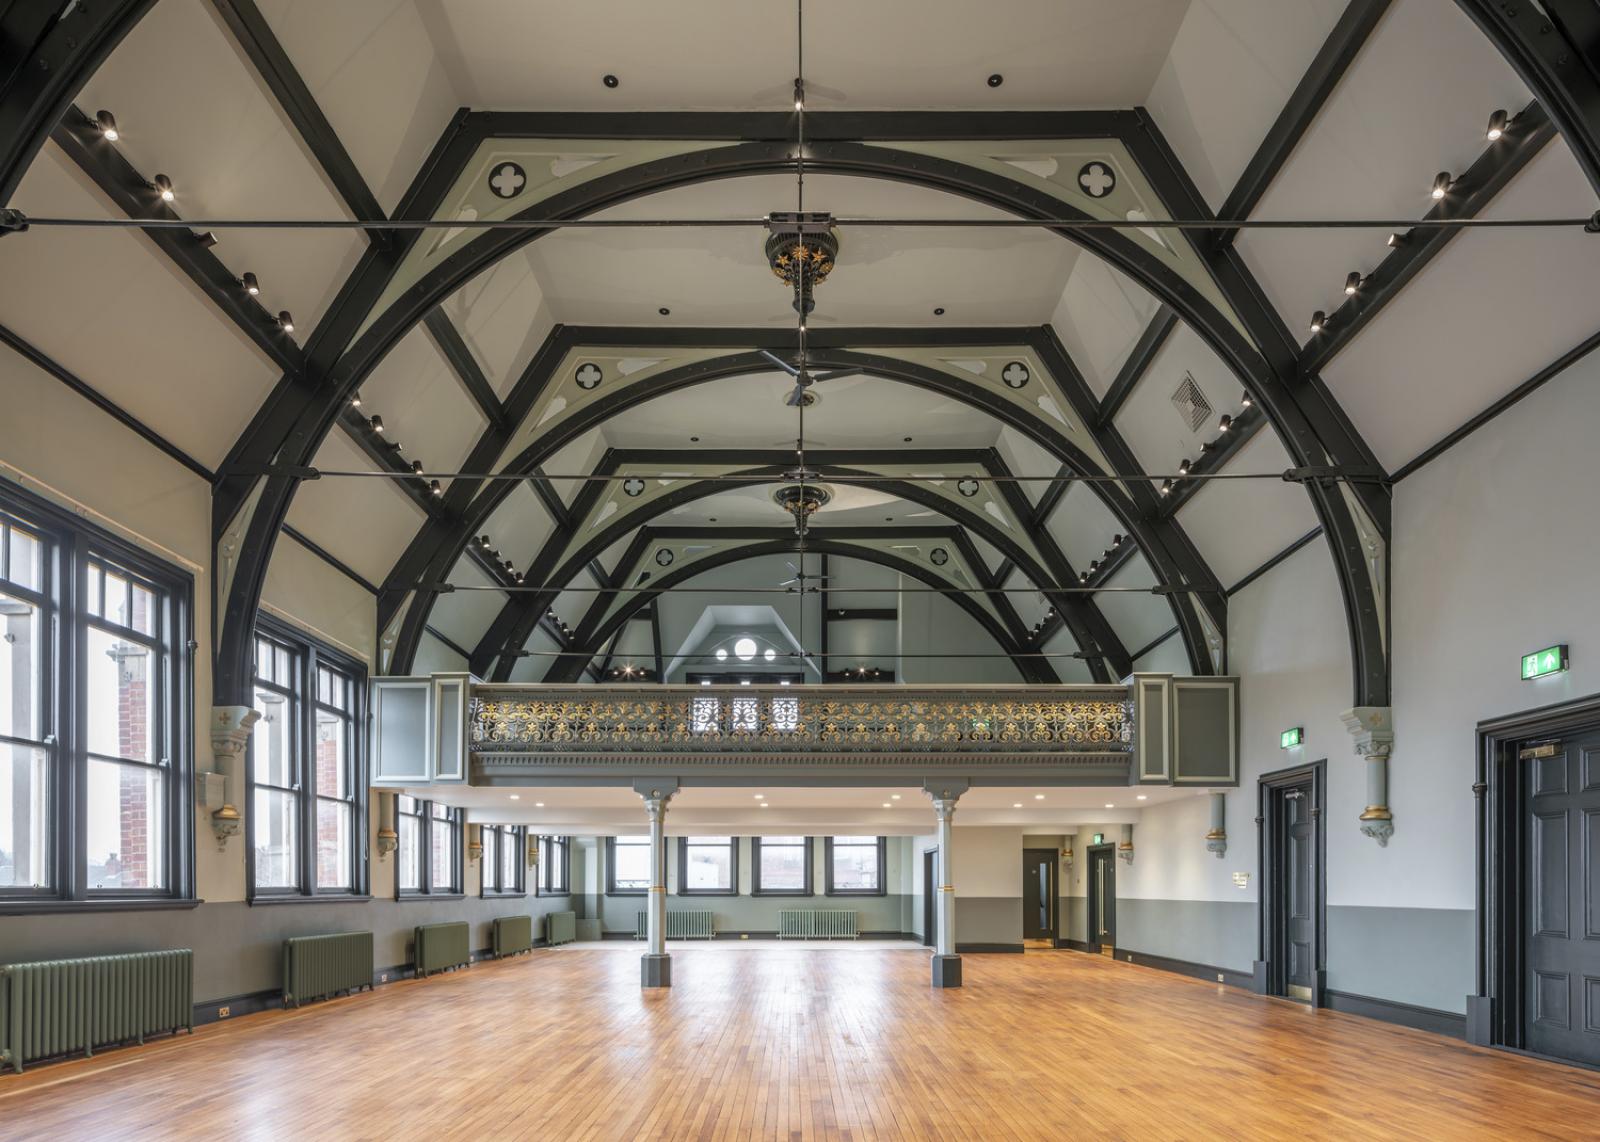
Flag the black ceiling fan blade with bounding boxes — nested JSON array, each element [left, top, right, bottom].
[[758, 348, 800, 377]]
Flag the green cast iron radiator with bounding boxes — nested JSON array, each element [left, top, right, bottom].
[[778, 910, 859, 939], [0, 949, 193, 1074], [282, 932, 373, 1007], [633, 910, 716, 939], [492, 915, 534, 958], [414, 921, 471, 977], [545, 911, 576, 946]]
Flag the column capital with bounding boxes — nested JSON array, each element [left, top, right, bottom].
[[1339, 706, 1393, 760], [632, 778, 680, 814], [922, 779, 969, 819]]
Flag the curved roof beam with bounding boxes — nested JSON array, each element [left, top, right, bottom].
[[461, 452, 1133, 683], [376, 344, 1215, 678], [0, 0, 153, 202], [202, 114, 1382, 705], [537, 529, 1051, 684]]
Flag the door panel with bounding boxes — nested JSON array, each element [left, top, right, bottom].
[[1284, 785, 1315, 996], [1526, 730, 1600, 1065], [1022, 850, 1054, 940], [1089, 849, 1115, 954]]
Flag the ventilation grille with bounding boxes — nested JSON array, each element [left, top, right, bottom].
[[1170, 373, 1212, 432]]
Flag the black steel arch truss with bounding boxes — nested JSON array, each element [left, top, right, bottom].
[[371, 336, 1209, 680], [461, 448, 1134, 684], [195, 111, 1393, 706], [537, 528, 1052, 684]]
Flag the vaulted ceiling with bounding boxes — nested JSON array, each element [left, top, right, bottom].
[[2, 0, 1596, 698]]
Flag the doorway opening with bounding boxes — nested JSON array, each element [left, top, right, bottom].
[[922, 848, 938, 948], [1473, 696, 1600, 1068], [1087, 844, 1116, 956], [1023, 848, 1058, 948], [1255, 760, 1325, 1005]]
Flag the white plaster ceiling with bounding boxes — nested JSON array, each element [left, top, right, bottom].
[[408, 0, 1190, 112], [441, 782, 1198, 832]]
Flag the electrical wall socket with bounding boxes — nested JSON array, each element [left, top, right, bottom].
[[380, 973, 388, 982], [740, 933, 749, 939], [1216, 973, 1224, 982], [217, 1005, 230, 1019]]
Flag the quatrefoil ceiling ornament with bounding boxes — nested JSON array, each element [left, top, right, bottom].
[[574, 362, 603, 390], [1076, 161, 1116, 199], [1001, 361, 1031, 389], [930, 548, 950, 566], [622, 477, 646, 497], [487, 161, 527, 200], [956, 478, 981, 498], [654, 548, 675, 567]]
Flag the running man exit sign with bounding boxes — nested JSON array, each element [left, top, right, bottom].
[[1521, 644, 1568, 680], [1280, 726, 1303, 749]]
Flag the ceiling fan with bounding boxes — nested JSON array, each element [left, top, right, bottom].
[[777, 560, 831, 591], [758, 349, 861, 407]]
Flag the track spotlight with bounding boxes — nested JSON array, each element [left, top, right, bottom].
[[547, 609, 556, 618], [152, 174, 174, 203], [514, 571, 524, 583], [1079, 571, 1088, 583], [349, 390, 361, 408], [793, 78, 805, 111], [1159, 479, 1173, 496], [430, 479, 443, 497], [504, 560, 515, 573], [1344, 271, 1361, 296], [195, 231, 217, 249], [1309, 310, 1325, 334], [1218, 414, 1233, 433], [1431, 172, 1452, 200], [370, 415, 385, 434], [1178, 458, 1191, 476], [411, 460, 424, 475], [1485, 109, 1509, 141], [481, 536, 493, 549], [95, 110, 119, 141], [1112, 534, 1124, 548], [1387, 231, 1408, 249], [277, 311, 294, 333], [1240, 391, 1253, 408], [241, 272, 260, 296]]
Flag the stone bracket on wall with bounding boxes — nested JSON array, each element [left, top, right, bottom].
[[207, 705, 260, 851], [1341, 705, 1394, 846]]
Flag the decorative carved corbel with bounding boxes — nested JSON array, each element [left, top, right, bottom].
[[1118, 822, 1135, 865], [1341, 706, 1394, 846], [208, 705, 260, 851], [375, 791, 397, 859]]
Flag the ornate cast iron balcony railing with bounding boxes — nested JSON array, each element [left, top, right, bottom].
[[369, 676, 1234, 787], [467, 685, 1133, 778]]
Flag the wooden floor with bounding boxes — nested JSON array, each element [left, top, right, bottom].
[[3, 947, 1598, 1140]]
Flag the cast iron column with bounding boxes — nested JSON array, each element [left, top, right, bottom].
[[637, 781, 677, 987], [926, 783, 966, 988]]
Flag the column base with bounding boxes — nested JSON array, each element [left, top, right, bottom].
[[641, 953, 672, 988], [931, 954, 963, 988]]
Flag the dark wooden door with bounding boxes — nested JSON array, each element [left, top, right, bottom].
[[922, 849, 937, 948], [1088, 847, 1115, 954], [1023, 849, 1056, 940], [1526, 731, 1600, 1065], [1280, 783, 1317, 1000]]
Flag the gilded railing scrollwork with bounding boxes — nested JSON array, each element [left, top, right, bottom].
[[469, 687, 1133, 758]]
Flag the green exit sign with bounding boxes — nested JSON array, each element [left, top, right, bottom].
[[1521, 645, 1568, 680], [1092, 833, 1104, 845], [1280, 727, 1303, 749]]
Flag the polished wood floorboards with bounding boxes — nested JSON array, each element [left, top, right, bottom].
[[2, 945, 1598, 1140]]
